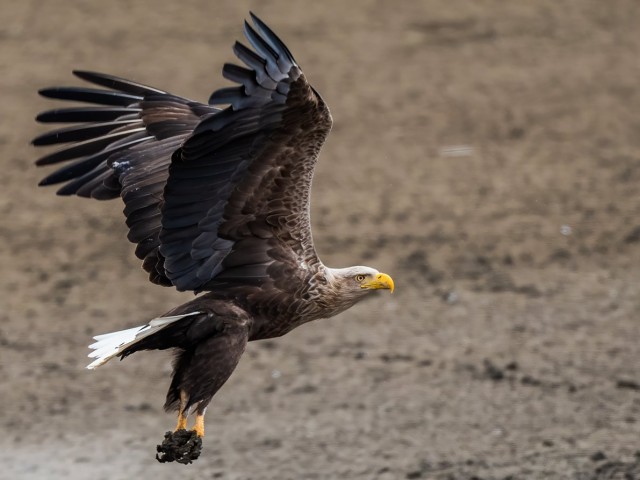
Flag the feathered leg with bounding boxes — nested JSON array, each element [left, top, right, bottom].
[[157, 320, 248, 464]]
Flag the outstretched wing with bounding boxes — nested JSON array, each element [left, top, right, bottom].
[[35, 14, 332, 294], [34, 71, 219, 286], [154, 13, 333, 292]]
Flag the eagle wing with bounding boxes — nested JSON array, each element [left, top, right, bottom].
[[35, 13, 332, 294], [34, 72, 220, 286], [158, 14, 332, 292]]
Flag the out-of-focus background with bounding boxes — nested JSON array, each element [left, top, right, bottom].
[[1, 1, 639, 478]]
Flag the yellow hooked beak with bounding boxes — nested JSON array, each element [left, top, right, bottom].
[[361, 273, 395, 293]]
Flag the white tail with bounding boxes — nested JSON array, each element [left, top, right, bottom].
[[86, 312, 201, 370]]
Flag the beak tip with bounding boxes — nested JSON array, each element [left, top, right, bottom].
[[378, 272, 394, 293]]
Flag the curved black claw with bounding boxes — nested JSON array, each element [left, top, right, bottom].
[[155, 429, 203, 464]]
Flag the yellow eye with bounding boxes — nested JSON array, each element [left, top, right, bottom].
[[355, 274, 366, 282]]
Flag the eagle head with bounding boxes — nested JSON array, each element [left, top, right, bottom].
[[322, 266, 394, 316]]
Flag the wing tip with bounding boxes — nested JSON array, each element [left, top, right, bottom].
[[37, 87, 56, 99], [35, 156, 52, 167], [248, 11, 267, 32], [247, 11, 295, 64], [72, 69, 97, 79], [35, 111, 50, 123]]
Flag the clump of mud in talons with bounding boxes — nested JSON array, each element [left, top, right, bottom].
[[156, 429, 202, 464]]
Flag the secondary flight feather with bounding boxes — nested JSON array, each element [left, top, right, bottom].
[[34, 13, 394, 463]]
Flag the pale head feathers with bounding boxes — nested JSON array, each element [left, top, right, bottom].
[[319, 266, 394, 317]]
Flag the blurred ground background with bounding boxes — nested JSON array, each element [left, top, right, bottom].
[[1, 1, 639, 479]]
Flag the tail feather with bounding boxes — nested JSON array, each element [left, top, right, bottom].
[[86, 312, 201, 369]]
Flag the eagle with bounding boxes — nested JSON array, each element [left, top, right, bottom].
[[34, 13, 394, 463]]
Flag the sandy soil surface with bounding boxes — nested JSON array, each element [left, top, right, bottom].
[[1, 1, 639, 479]]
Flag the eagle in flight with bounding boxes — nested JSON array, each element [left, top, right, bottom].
[[34, 13, 394, 462]]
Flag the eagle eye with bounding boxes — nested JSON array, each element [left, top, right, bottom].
[[355, 274, 366, 282]]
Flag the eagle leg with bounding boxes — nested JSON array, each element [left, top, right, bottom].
[[175, 389, 189, 431], [193, 410, 206, 437], [173, 391, 205, 436], [175, 413, 188, 431], [157, 311, 249, 463]]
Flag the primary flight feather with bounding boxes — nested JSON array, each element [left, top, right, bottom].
[[34, 13, 394, 462]]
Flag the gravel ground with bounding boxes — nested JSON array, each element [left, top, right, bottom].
[[1, 1, 639, 478]]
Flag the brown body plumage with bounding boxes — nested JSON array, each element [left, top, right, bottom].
[[34, 13, 393, 459]]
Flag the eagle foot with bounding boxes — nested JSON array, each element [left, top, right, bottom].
[[155, 429, 202, 464]]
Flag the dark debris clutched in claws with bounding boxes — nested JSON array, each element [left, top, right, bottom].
[[156, 429, 203, 464]]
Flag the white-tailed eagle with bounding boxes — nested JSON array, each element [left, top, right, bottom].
[[34, 13, 394, 463]]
